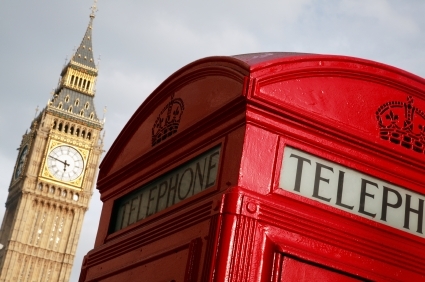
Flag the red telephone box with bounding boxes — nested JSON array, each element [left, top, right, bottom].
[[79, 52, 425, 282]]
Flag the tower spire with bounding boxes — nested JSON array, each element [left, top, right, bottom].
[[71, 5, 97, 70], [90, 0, 98, 19], [48, 2, 102, 122]]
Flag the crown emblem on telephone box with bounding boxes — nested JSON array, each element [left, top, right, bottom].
[[376, 96, 425, 154], [152, 94, 185, 146]]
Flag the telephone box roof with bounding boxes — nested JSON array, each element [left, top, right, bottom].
[[99, 52, 425, 181], [232, 52, 314, 68]]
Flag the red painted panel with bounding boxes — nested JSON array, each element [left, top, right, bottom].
[[257, 76, 425, 156], [238, 124, 279, 194], [97, 247, 188, 282], [280, 256, 363, 282]]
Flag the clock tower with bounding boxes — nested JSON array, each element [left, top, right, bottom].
[[0, 5, 104, 282]]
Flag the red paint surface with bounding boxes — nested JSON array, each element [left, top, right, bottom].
[[80, 53, 425, 281]]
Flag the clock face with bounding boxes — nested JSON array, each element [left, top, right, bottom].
[[15, 145, 29, 179], [47, 145, 84, 182]]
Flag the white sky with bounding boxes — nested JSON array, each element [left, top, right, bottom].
[[0, 0, 424, 281]]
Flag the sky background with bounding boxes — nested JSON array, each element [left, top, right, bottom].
[[0, 0, 424, 281]]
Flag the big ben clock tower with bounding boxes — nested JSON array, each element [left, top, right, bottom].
[[0, 4, 104, 282]]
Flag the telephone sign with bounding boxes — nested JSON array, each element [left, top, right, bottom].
[[112, 146, 220, 232], [281, 146, 424, 237]]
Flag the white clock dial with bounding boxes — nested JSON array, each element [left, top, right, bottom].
[[47, 145, 84, 182]]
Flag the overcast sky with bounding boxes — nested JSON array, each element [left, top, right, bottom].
[[0, 0, 424, 281]]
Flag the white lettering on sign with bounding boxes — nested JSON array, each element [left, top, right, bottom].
[[280, 147, 425, 238]]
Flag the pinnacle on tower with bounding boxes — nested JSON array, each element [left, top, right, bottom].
[[47, 3, 102, 124], [72, 5, 97, 70]]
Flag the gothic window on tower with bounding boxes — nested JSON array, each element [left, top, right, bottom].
[[76, 128, 80, 136], [53, 120, 57, 129], [70, 75, 75, 85], [75, 99, 80, 106], [87, 132, 92, 140], [87, 80, 91, 90], [64, 124, 69, 133], [90, 112, 94, 119], [80, 109, 84, 116], [18, 258, 27, 281], [35, 212, 47, 246], [30, 210, 39, 243], [26, 259, 34, 281], [48, 215, 59, 249], [65, 95, 70, 103], [45, 267, 52, 281], [58, 102, 63, 110], [54, 217, 65, 250], [58, 123, 63, 131], [85, 102, 90, 109], [81, 130, 86, 138], [70, 126, 74, 134]]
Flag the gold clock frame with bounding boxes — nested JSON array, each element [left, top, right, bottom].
[[40, 139, 89, 189]]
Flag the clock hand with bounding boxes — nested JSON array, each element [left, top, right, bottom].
[[63, 160, 69, 171], [49, 156, 70, 171], [49, 155, 66, 164]]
